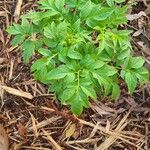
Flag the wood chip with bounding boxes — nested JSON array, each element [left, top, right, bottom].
[[105, 120, 111, 133], [0, 11, 6, 16], [0, 85, 33, 99], [0, 58, 6, 64], [9, 59, 14, 80], [96, 110, 131, 150], [137, 41, 150, 55], [145, 5, 150, 15], [29, 112, 38, 138], [28, 116, 61, 131], [14, 0, 23, 22], [0, 125, 9, 150], [0, 29, 5, 44], [42, 129, 62, 150]]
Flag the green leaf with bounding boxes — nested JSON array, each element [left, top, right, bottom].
[[125, 71, 137, 94], [93, 60, 105, 69], [55, 0, 65, 9], [33, 67, 49, 83], [22, 40, 35, 63], [81, 85, 97, 99], [80, 0, 93, 19], [44, 37, 58, 48], [44, 22, 56, 38], [106, 0, 114, 7], [44, 21, 67, 41], [38, 0, 60, 15], [71, 99, 83, 116], [50, 80, 63, 94], [94, 8, 114, 21], [31, 57, 53, 72], [92, 72, 112, 95], [112, 83, 120, 99], [115, 0, 125, 3], [86, 18, 99, 28], [22, 11, 43, 22], [134, 67, 149, 83], [103, 82, 112, 96], [117, 49, 130, 60], [6, 24, 22, 35], [69, 88, 89, 115], [98, 65, 117, 76], [64, 73, 76, 83], [11, 34, 25, 46], [97, 38, 106, 54], [67, 47, 82, 60], [72, 19, 81, 32], [47, 65, 71, 80], [21, 18, 31, 34], [61, 87, 76, 102], [131, 57, 145, 69], [38, 48, 52, 56]]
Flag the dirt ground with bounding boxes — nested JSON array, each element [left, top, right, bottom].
[[0, 0, 150, 150]]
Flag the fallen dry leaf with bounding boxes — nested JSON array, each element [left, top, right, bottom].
[[0, 85, 33, 99], [91, 105, 112, 116], [0, 125, 9, 150], [65, 124, 76, 138], [17, 123, 27, 139], [132, 29, 143, 37], [126, 11, 146, 21]]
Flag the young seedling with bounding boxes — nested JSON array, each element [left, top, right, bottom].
[[7, 0, 149, 115]]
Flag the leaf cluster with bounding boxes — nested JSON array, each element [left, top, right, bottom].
[[7, 0, 149, 115]]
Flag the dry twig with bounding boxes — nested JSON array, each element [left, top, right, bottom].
[[14, 0, 23, 22]]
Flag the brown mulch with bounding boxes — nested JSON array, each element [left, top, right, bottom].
[[0, 0, 150, 150]]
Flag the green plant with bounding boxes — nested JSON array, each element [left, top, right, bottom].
[[7, 0, 149, 115]]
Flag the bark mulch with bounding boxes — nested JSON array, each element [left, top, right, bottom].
[[0, 0, 150, 150]]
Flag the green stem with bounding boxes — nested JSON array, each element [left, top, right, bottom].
[[77, 70, 80, 89]]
